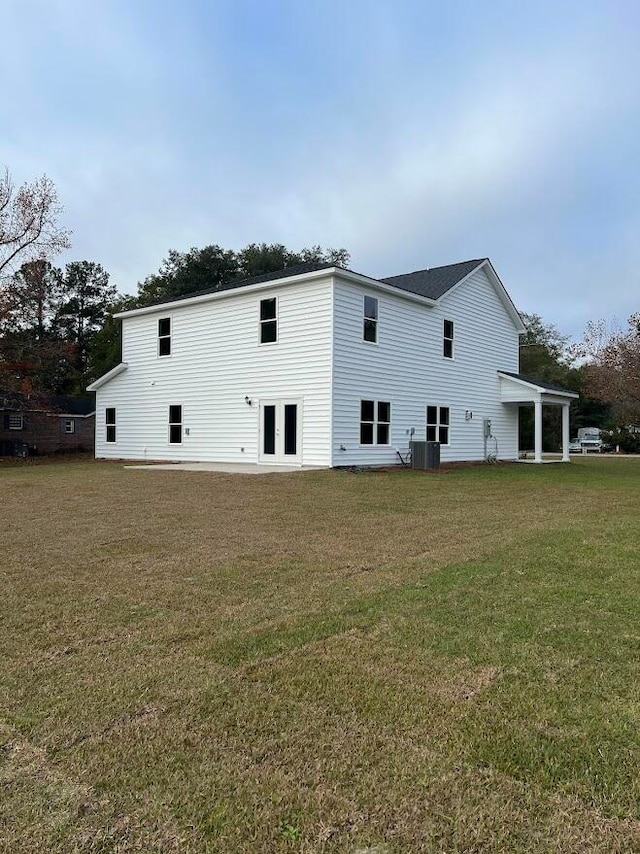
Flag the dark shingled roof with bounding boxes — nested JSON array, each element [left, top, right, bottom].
[[0, 391, 95, 415], [47, 395, 96, 415], [151, 261, 338, 307], [380, 259, 487, 300], [499, 372, 578, 395], [146, 258, 493, 308]]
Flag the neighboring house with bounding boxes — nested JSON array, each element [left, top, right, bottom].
[[87, 258, 578, 466], [0, 392, 95, 456]]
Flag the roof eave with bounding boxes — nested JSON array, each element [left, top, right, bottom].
[[498, 371, 579, 399], [115, 267, 438, 319], [114, 268, 341, 318], [87, 362, 128, 391]]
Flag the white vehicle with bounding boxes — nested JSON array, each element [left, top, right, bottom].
[[576, 427, 603, 453]]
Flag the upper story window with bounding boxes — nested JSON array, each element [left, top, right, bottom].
[[427, 405, 450, 445], [169, 405, 182, 444], [105, 408, 116, 443], [443, 319, 454, 358], [363, 295, 378, 343], [8, 413, 24, 430], [360, 399, 391, 445], [158, 317, 171, 356], [64, 419, 75, 434], [260, 298, 277, 343]]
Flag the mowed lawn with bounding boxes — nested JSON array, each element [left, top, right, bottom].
[[1, 458, 639, 853]]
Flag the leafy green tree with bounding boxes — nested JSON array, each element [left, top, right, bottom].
[[0, 260, 70, 393], [1, 259, 63, 338], [519, 312, 570, 382], [137, 243, 350, 306], [236, 243, 295, 278], [237, 243, 349, 278], [0, 259, 118, 394], [518, 313, 574, 451], [86, 294, 138, 384], [55, 261, 117, 387], [137, 245, 237, 305]]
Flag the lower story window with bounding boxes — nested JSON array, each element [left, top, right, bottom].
[[105, 408, 116, 443], [360, 400, 391, 445], [64, 419, 75, 434], [169, 405, 182, 444], [427, 405, 450, 445], [8, 413, 23, 430]]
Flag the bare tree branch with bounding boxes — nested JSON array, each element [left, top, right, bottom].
[[0, 168, 71, 279]]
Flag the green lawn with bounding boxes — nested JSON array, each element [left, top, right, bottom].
[[1, 457, 639, 852]]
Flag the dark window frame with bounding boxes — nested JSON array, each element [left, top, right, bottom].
[[363, 295, 378, 344], [443, 318, 454, 359], [158, 317, 171, 357], [426, 405, 450, 446], [105, 407, 116, 443], [360, 399, 391, 446], [169, 405, 183, 444], [259, 297, 278, 344]]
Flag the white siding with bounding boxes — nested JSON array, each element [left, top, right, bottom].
[[95, 277, 333, 464], [331, 268, 520, 465], [499, 375, 540, 402]]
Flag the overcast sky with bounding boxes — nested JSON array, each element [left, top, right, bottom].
[[3, 0, 639, 337]]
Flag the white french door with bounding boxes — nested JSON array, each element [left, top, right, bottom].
[[258, 399, 302, 464]]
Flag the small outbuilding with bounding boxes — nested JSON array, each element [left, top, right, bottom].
[[0, 391, 95, 456]]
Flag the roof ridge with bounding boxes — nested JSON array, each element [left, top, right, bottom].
[[139, 256, 492, 310], [382, 258, 487, 281], [145, 260, 345, 308]]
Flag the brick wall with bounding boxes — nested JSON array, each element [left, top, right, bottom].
[[0, 411, 95, 455]]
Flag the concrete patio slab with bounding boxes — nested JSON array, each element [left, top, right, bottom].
[[124, 462, 326, 474]]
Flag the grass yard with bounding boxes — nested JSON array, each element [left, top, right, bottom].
[[1, 457, 639, 853]]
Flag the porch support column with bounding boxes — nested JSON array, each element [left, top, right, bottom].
[[562, 403, 571, 462], [534, 398, 543, 463]]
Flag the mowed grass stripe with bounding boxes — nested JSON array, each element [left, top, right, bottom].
[[0, 457, 638, 852]]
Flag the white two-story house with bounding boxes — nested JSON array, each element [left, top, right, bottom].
[[87, 258, 578, 466]]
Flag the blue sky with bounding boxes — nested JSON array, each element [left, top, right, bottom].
[[3, 0, 639, 337]]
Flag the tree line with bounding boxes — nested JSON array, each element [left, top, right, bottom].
[[1, 168, 638, 449]]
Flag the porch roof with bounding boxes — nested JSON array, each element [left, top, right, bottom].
[[498, 371, 579, 405]]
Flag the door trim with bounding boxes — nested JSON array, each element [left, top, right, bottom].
[[258, 397, 303, 465]]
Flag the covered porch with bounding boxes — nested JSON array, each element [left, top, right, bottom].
[[498, 372, 579, 463]]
